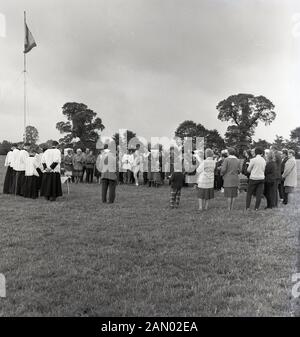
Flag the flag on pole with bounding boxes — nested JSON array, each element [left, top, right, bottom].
[[24, 23, 37, 53]]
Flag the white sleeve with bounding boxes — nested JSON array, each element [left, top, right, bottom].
[[4, 152, 11, 167], [41, 152, 46, 164], [196, 161, 204, 174]]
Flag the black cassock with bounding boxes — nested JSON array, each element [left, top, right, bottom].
[[40, 162, 62, 199], [3, 166, 13, 194]]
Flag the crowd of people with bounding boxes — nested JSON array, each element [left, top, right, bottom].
[[198, 146, 298, 211], [2, 141, 298, 211]]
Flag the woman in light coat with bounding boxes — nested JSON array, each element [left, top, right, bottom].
[[196, 148, 216, 211], [282, 149, 297, 205]]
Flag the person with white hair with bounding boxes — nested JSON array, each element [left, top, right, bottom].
[[282, 149, 297, 205], [220, 147, 240, 211], [197, 148, 216, 211]]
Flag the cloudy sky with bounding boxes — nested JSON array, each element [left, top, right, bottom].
[[0, 0, 300, 143]]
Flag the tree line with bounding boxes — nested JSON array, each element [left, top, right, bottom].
[[0, 94, 299, 158]]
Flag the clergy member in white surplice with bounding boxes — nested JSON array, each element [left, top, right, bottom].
[[3, 144, 16, 194], [10, 144, 21, 194], [40, 141, 63, 201], [14, 143, 30, 196], [23, 148, 40, 199]]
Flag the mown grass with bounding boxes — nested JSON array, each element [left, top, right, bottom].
[[0, 156, 299, 317]]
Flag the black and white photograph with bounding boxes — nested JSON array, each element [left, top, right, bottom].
[[1, 0, 300, 321]]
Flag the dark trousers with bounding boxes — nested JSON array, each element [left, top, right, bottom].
[[143, 172, 148, 185], [246, 179, 265, 209], [101, 179, 117, 203], [81, 166, 86, 182], [170, 188, 181, 208], [278, 179, 285, 200], [123, 170, 132, 184], [264, 182, 276, 208], [86, 168, 94, 183], [283, 188, 289, 204], [215, 174, 223, 190]]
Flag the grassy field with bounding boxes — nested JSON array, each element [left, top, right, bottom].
[[0, 156, 299, 317]]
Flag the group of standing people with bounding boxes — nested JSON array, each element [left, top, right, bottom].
[[2, 141, 298, 210], [194, 146, 297, 211], [62, 148, 96, 184], [3, 141, 62, 201]]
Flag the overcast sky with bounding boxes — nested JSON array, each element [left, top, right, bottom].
[[1, 0, 300, 143]]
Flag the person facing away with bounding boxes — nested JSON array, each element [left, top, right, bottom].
[[9, 144, 21, 194], [246, 147, 266, 211], [279, 149, 288, 201], [169, 170, 185, 209], [264, 150, 277, 209], [273, 148, 282, 207], [40, 141, 63, 202], [220, 147, 240, 211], [3, 144, 16, 194], [282, 149, 297, 205], [23, 148, 40, 199], [97, 144, 117, 203], [15, 143, 30, 196], [196, 148, 216, 211]]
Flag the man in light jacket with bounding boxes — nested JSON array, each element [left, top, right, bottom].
[[97, 144, 117, 203]]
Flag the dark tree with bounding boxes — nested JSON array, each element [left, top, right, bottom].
[[217, 93, 276, 151], [175, 120, 207, 141], [290, 127, 300, 144], [288, 127, 300, 158], [25, 125, 39, 144], [272, 135, 288, 150], [56, 102, 105, 150], [206, 129, 225, 151], [39, 139, 58, 150], [252, 138, 271, 150], [175, 120, 224, 151], [0, 140, 13, 155]]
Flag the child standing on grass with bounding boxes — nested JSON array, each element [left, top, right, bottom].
[[169, 171, 185, 208]]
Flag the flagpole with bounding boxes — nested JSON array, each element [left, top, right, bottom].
[[23, 11, 27, 142], [23, 10, 27, 142]]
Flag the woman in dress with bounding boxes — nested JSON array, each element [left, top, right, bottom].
[[196, 148, 216, 211], [72, 149, 84, 184], [220, 147, 240, 211]]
